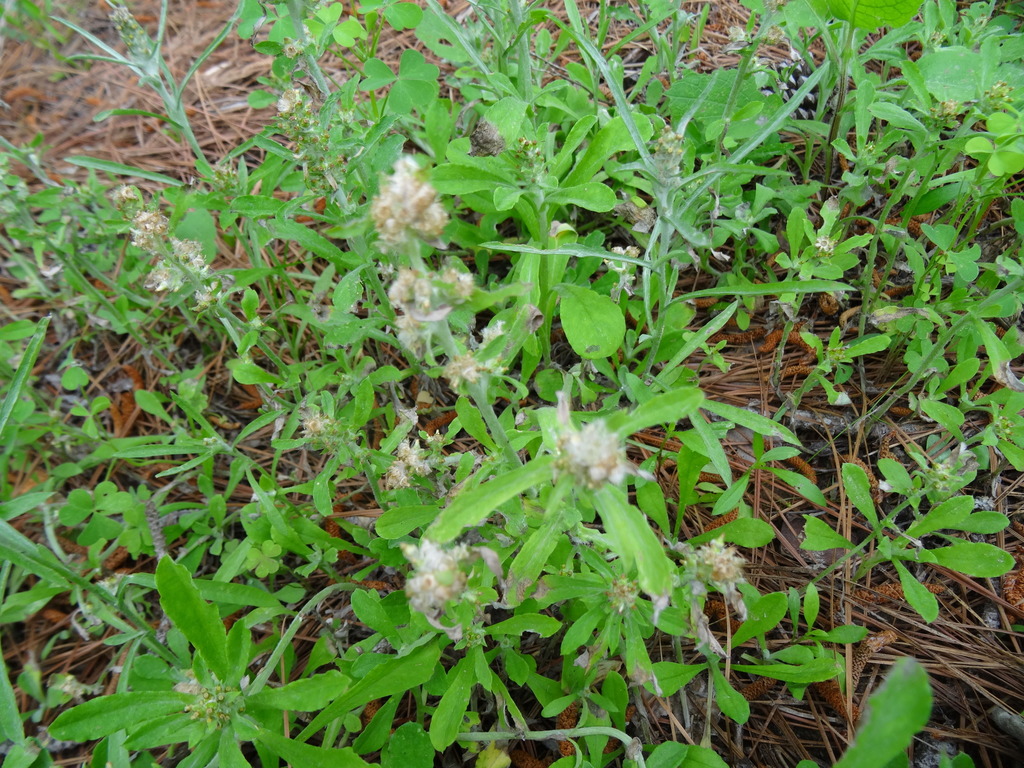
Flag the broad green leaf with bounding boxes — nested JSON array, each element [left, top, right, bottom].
[[906, 496, 972, 538], [593, 486, 674, 598], [376, 505, 438, 539], [247, 670, 350, 711], [928, 541, 1013, 577], [702, 400, 800, 445], [257, 727, 370, 767], [384, 2, 422, 29], [49, 692, 193, 740], [649, 661, 707, 696], [383, 722, 434, 768], [557, 284, 625, 359], [712, 517, 775, 547], [916, 47, 984, 101], [953, 511, 1009, 534], [545, 182, 617, 212], [607, 386, 703, 436], [299, 641, 441, 741], [825, 0, 923, 30], [456, 396, 496, 451], [487, 613, 562, 638], [894, 560, 939, 623], [155, 557, 230, 681], [227, 359, 282, 385], [430, 657, 475, 749], [801, 516, 855, 551], [563, 113, 653, 188], [918, 398, 965, 434], [804, 583, 820, 629], [834, 659, 931, 768], [506, 507, 575, 605], [647, 742, 730, 768], [360, 57, 397, 90], [842, 463, 877, 526], [732, 591, 788, 645], [710, 662, 749, 723], [427, 457, 554, 542]]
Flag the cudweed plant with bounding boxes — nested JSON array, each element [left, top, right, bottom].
[[2, 0, 1022, 766]]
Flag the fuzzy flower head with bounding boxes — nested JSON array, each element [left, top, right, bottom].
[[371, 157, 449, 248], [130, 210, 169, 252], [401, 539, 470, 619], [383, 439, 435, 490], [678, 538, 748, 620], [553, 392, 652, 489]]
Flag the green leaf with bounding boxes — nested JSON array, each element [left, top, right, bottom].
[[248, 670, 349, 711], [593, 486, 674, 598], [384, 2, 423, 30], [804, 583, 820, 629], [801, 516, 855, 551], [430, 657, 475, 749], [545, 182, 617, 212], [227, 359, 282, 385], [834, 658, 931, 768], [257, 727, 370, 767], [563, 113, 653, 188], [732, 657, 841, 683], [647, 742, 729, 768], [155, 557, 230, 681], [701, 400, 800, 445], [953, 511, 1008, 534], [894, 560, 939, 623], [49, 692, 193, 740], [842, 463, 877, 526], [0, 316, 48, 440], [906, 495, 973, 538], [732, 591, 788, 645], [649, 662, 707, 696], [928, 541, 1013, 577], [299, 641, 441, 741], [383, 722, 434, 768], [680, 279, 851, 300], [825, 0, 923, 30], [711, 517, 775, 547], [709, 662, 749, 723], [376, 505, 438, 539], [916, 47, 984, 101], [427, 457, 555, 542], [456, 396, 496, 451], [487, 613, 562, 638], [360, 57, 397, 90], [65, 155, 184, 185], [0, 637, 23, 743], [608, 387, 703, 435], [556, 284, 625, 359]]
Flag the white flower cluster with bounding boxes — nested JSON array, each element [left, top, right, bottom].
[[124, 205, 217, 305], [387, 265, 477, 362], [383, 439, 434, 490], [371, 157, 449, 248], [553, 392, 651, 489], [400, 539, 470, 619], [675, 537, 748, 655]]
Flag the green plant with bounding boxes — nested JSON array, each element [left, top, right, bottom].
[[1, 0, 1022, 765]]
